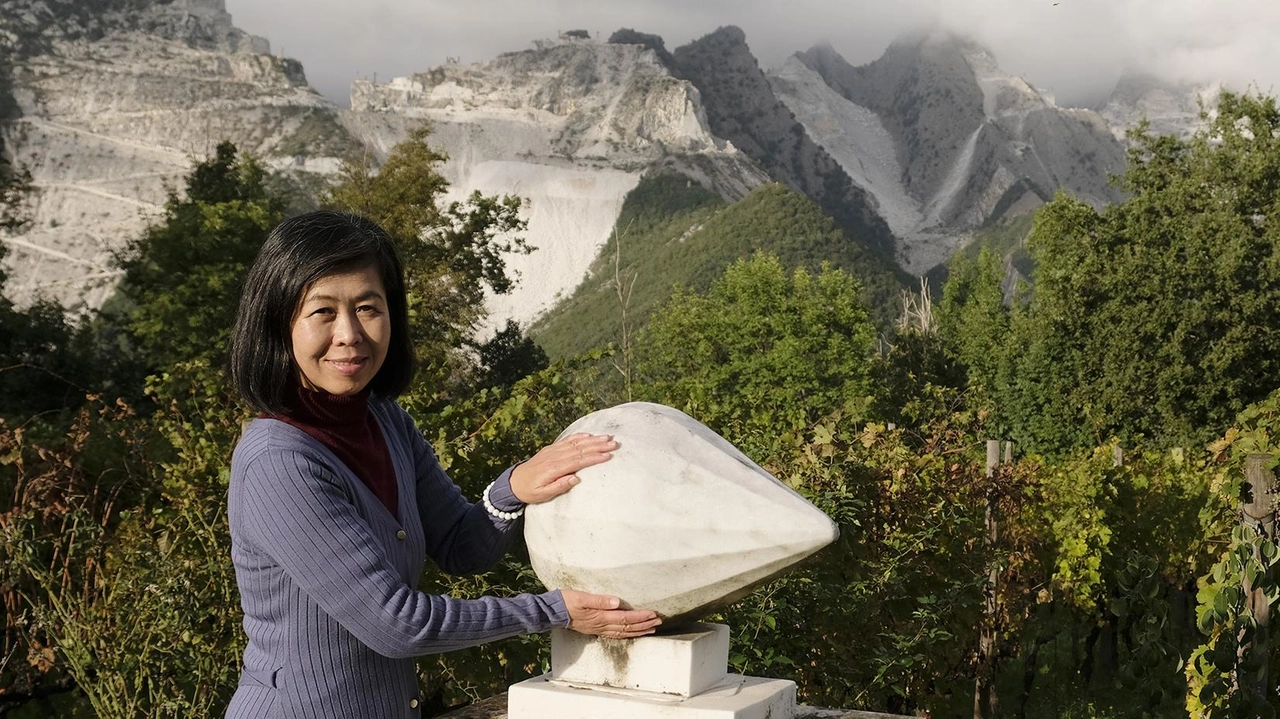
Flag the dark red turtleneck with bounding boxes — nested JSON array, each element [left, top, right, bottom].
[[276, 386, 399, 520]]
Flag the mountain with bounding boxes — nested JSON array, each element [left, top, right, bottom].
[[775, 32, 1127, 272], [0, 11, 770, 328], [4, 12, 1180, 336], [345, 34, 768, 331], [0, 0, 347, 310], [2, 0, 268, 57], [1097, 73, 1217, 141], [655, 26, 897, 260]]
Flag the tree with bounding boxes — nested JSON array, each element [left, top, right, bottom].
[[113, 141, 285, 372], [324, 126, 531, 402], [635, 253, 877, 453], [470, 319, 549, 391], [0, 154, 30, 234], [0, 155, 104, 421], [991, 91, 1280, 455], [870, 280, 970, 428], [936, 248, 1010, 401], [0, 282, 101, 421]]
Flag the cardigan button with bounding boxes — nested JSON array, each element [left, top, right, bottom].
[[396, 529, 407, 540], [409, 698, 420, 708]]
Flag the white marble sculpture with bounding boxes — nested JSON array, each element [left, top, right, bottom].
[[511, 402, 839, 718], [524, 402, 840, 622]]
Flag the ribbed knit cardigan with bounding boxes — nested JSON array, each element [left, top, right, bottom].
[[224, 395, 569, 719]]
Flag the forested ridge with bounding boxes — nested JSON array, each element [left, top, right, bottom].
[[1, 93, 1279, 718], [530, 173, 908, 359]]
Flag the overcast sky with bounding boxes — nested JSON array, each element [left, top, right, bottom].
[[223, 0, 1280, 108]]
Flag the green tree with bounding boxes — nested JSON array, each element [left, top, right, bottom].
[[997, 91, 1280, 455], [0, 283, 99, 422], [324, 126, 530, 402], [0, 158, 106, 422], [635, 253, 877, 454], [113, 141, 285, 372], [469, 319, 549, 391], [1, 154, 30, 234], [870, 282, 969, 428], [936, 248, 1010, 402]]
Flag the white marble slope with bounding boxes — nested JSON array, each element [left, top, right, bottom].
[[524, 402, 839, 623]]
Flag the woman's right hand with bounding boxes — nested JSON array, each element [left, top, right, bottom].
[[561, 589, 662, 639]]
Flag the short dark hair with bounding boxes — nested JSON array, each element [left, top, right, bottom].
[[230, 210, 414, 415]]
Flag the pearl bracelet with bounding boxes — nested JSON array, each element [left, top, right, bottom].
[[483, 480, 525, 521]]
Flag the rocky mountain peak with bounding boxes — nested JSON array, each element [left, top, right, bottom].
[[698, 25, 748, 47], [871, 29, 1056, 119], [776, 34, 1125, 271], [344, 34, 768, 331], [351, 37, 731, 161], [132, 0, 270, 54], [674, 26, 760, 81], [1, 0, 268, 58], [872, 27, 1000, 87], [607, 28, 674, 67], [797, 38, 987, 200], [0, 0, 332, 309], [1098, 72, 1216, 140], [670, 27, 896, 258], [796, 42, 841, 68], [884, 27, 980, 57]]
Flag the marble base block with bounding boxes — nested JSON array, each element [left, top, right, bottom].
[[551, 623, 730, 697], [507, 674, 796, 719]]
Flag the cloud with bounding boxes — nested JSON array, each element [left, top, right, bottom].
[[224, 0, 1280, 107]]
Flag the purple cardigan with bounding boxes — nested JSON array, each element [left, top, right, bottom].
[[225, 396, 569, 719]]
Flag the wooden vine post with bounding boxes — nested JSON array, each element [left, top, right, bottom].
[[1241, 453, 1277, 702], [975, 439, 1001, 719]]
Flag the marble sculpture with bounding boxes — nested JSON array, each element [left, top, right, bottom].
[[524, 402, 839, 623]]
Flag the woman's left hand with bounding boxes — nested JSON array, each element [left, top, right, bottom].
[[510, 433, 618, 504]]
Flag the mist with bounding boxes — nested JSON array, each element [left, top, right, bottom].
[[224, 0, 1280, 108]]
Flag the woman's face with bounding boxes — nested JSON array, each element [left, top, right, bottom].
[[290, 265, 391, 396]]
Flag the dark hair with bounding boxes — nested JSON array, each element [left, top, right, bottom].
[[230, 210, 414, 415]]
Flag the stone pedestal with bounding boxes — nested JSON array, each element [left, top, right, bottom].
[[550, 623, 730, 696], [508, 624, 795, 719], [508, 674, 795, 719]]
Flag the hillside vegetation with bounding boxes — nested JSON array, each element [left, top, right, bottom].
[[531, 173, 907, 359], [924, 210, 1036, 290]]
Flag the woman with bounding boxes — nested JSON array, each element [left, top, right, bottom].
[[225, 211, 660, 718]]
